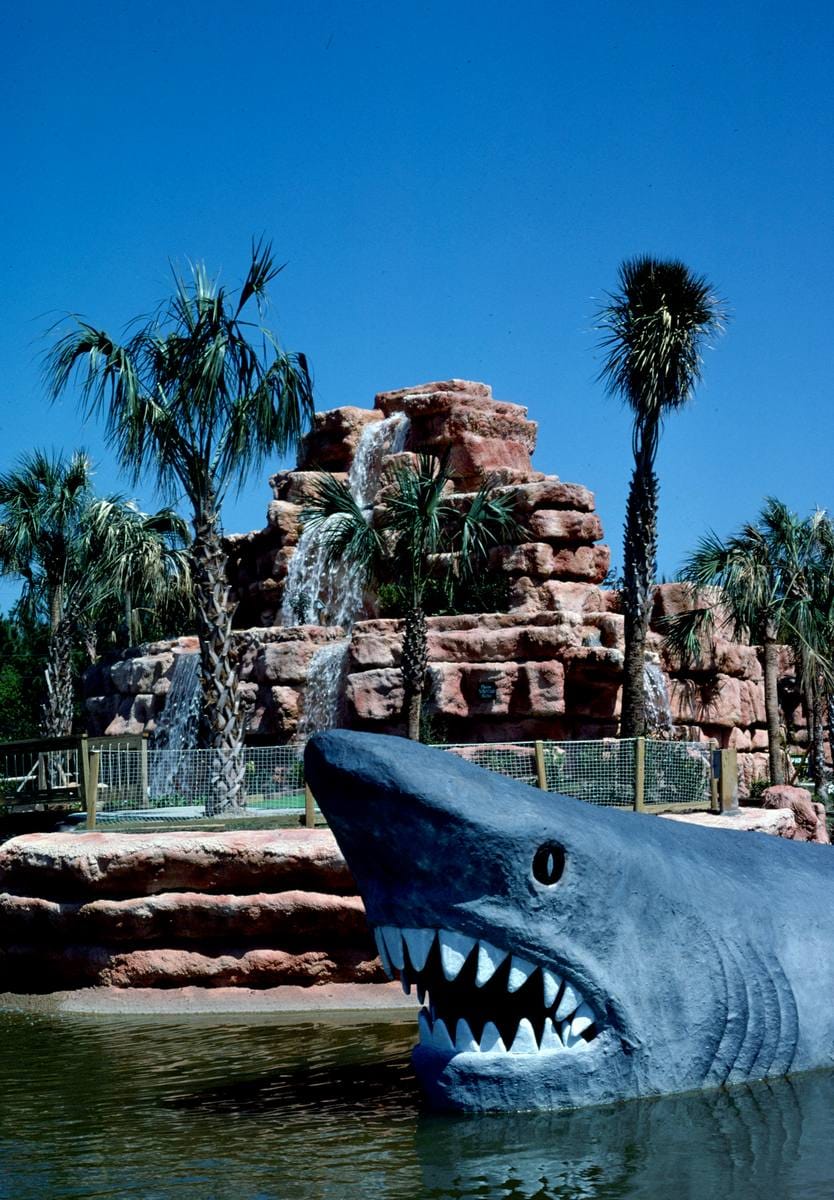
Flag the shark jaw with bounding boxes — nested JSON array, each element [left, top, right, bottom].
[[374, 925, 600, 1058]]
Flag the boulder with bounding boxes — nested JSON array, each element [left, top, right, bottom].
[[0, 889, 370, 944], [492, 543, 610, 583], [0, 830, 354, 900], [498, 479, 595, 515], [270, 469, 349, 505], [0, 944, 385, 990], [347, 668, 404, 721], [528, 511, 604, 544], [111, 653, 174, 696], [760, 785, 830, 844], [297, 406, 383, 471], [515, 662, 565, 717]]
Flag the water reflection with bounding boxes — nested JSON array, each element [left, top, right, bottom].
[[1, 1010, 834, 1199], [417, 1076, 834, 1199]]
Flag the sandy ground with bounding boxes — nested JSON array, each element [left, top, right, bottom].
[[0, 980, 419, 1017]]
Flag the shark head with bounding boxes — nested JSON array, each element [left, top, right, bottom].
[[305, 730, 833, 1112]]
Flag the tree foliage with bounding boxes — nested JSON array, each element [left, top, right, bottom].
[[665, 498, 834, 788], [46, 241, 314, 808], [0, 449, 191, 734], [303, 453, 522, 739]]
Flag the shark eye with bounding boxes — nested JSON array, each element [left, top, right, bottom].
[[532, 842, 565, 886]]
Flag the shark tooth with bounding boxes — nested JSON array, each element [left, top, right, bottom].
[[555, 982, 580, 1021], [418, 1009, 432, 1044], [381, 925, 404, 971], [540, 1018, 561, 1052], [510, 1018, 538, 1054], [374, 928, 394, 978], [438, 930, 476, 981], [401, 966, 411, 996], [560, 1020, 584, 1050], [432, 1017, 454, 1052], [475, 940, 508, 987], [417, 981, 426, 1006], [402, 927, 434, 973], [455, 1018, 479, 1053], [542, 968, 561, 1009], [507, 955, 536, 993], [570, 1002, 595, 1038], [479, 1022, 507, 1053]]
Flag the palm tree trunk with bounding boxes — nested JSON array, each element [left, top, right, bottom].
[[807, 673, 826, 795], [42, 619, 74, 736], [402, 605, 428, 741], [620, 461, 658, 738], [762, 635, 785, 785], [192, 507, 246, 814]]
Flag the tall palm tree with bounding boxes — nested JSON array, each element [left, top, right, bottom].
[[46, 241, 314, 808], [303, 454, 521, 739], [597, 256, 725, 737], [0, 450, 190, 735], [665, 499, 834, 787]]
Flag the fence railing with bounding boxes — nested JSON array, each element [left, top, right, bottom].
[[0, 733, 734, 828]]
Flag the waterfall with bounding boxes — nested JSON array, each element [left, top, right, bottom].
[[148, 652, 202, 798], [283, 412, 410, 738], [643, 661, 673, 733], [281, 413, 410, 628], [295, 640, 350, 741]]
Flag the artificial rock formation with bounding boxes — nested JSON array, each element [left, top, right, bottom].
[[85, 379, 810, 794], [0, 829, 385, 991]]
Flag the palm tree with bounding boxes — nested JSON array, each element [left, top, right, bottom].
[[665, 499, 834, 787], [46, 241, 314, 809], [597, 256, 725, 737], [80, 497, 192, 656], [0, 450, 92, 734], [0, 450, 190, 735], [303, 454, 521, 739]]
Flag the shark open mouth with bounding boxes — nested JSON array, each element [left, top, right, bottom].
[[374, 925, 601, 1057]]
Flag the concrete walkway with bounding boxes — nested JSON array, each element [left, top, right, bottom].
[[0, 980, 418, 1016]]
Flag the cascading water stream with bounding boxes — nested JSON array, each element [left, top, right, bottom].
[[286, 413, 410, 739], [281, 412, 410, 628], [148, 651, 202, 798], [643, 660, 673, 733]]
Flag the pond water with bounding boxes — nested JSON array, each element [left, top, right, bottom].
[[2, 1009, 834, 1199]]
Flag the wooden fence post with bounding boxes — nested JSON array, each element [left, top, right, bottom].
[[718, 748, 739, 814], [634, 737, 646, 812], [139, 735, 149, 808], [710, 739, 720, 813], [84, 748, 100, 830], [534, 740, 548, 790], [304, 784, 316, 828]]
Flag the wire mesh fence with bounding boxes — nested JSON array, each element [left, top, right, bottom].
[[441, 738, 712, 810], [0, 735, 714, 824], [94, 744, 307, 819]]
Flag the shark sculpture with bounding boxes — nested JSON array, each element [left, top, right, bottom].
[[305, 730, 834, 1112]]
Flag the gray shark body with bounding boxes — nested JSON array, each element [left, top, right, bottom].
[[305, 730, 834, 1112]]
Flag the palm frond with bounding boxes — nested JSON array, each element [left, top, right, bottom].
[[596, 256, 726, 454], [45, 243, 314, 517]]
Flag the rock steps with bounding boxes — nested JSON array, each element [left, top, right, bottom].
[[0, 830, 385, 992]]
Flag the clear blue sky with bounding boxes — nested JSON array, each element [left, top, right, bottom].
[[2, 1, 832, 611]]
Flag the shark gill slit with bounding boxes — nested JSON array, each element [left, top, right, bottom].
[[744, 946, 791, 1079], [706, 932, 750, 1087], [767, 959, 800, 1078]]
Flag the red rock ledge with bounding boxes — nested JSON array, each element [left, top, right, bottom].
[[0, 830, 387, 993]]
